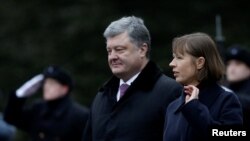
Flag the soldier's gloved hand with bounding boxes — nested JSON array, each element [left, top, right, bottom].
[[16, 74, 44, 98]]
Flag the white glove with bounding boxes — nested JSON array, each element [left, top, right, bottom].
[[16, 74, 44, 98]]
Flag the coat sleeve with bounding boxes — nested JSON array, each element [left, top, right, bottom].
[[71, 104, 89, 141], [3, 91, 34, 131]]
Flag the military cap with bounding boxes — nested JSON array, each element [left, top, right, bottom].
[[226, 44, 250, 67], [43, 65, 74, 91]]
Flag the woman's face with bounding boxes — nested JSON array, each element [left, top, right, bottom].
[[169, 52, 200, 86]]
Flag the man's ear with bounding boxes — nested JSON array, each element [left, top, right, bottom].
[[139, 43, 148, 57], [196, 57, 205, 70]]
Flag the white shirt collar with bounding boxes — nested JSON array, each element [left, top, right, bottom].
[[119, 72, 140, 86]]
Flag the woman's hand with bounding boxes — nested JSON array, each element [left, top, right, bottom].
[[184, 85, 199, 103]]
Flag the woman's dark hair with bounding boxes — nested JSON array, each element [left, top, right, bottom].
[[172, 32, 225, 82]]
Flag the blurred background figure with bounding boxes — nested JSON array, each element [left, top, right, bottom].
[[225, 44, 250, 130], [4, 65, 89, 141], [0, 112, 16, 141]]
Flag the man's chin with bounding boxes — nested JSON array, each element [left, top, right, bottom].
[[112, 71, 124, 78]]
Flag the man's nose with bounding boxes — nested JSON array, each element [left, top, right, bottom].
[[109, 51, 118, 59]]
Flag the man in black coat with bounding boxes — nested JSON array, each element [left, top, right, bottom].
[[82, 16, 183, 141], [4, 65, 89, 141]]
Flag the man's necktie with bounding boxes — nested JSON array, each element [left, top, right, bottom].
[[119, 83, 129, 99]]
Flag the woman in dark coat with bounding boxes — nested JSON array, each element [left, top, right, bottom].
[[163, 32, 243, 141]]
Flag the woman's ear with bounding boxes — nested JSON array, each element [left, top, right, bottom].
[[196, 57, 205, 70]]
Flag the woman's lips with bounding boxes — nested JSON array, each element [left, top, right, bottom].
[[173, 71, 178, 77]]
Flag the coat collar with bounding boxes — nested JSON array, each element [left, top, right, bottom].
[[42, 95, 72, 119], [99, 60, 163, 93], [228, 77, 250, 93], [197, 81, 223, 107]]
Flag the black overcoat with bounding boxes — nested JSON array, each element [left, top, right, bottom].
[[83, 61, 183, 141]]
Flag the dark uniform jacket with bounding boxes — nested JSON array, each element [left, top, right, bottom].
[[4, 93, 89, 141], [228, 78, 250, 130], [163, 81, 243, 141], [82, 61, 183, 141]]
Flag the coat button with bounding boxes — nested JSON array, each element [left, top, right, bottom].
[[39, 132, 45, 139]]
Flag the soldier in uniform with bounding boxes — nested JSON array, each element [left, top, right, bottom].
[[4, 65, 89, 141], [225, 44, 250, 131]]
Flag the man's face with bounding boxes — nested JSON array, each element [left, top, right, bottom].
[[226, 60, 250, 82], [43, 78, 68, 101], [106, 32, 147, 81]]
